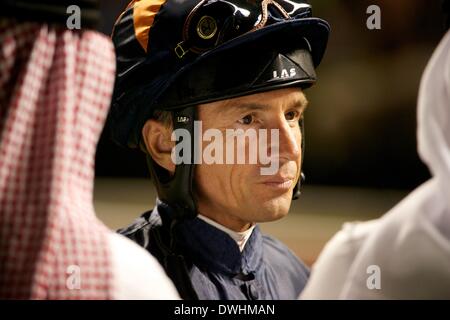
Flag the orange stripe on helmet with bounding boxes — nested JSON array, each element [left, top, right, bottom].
[[133, 0, 167, 53], [112, 1, 137, 36]]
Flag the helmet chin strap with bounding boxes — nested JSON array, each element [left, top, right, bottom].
[[148, 106, 306, 220], [147, 106, 198, 220], [292, 116, 306, 199]]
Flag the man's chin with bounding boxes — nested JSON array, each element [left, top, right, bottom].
[[251, 196, 292, 222]]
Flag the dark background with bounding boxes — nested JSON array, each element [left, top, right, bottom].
[[94, 0, 447, 189]]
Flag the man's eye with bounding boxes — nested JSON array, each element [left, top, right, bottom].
[[238, 114, 254, 125], [285, 110, 300, 121]]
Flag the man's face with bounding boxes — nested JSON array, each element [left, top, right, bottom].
[[194, 87, 307, 231]]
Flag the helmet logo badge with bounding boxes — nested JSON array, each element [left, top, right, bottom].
[[177, 116, 191, 124], [197, 16, 217, 40], [272, 68, 297, 80]]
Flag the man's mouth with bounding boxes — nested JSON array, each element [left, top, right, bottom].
[[261, 176, 295, 190]]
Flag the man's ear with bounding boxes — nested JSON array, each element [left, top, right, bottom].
[[142, 119, 175, 174]]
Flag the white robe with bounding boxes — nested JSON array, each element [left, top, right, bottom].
[[109, 233, 180, 299], [301, 29, 450, 299]]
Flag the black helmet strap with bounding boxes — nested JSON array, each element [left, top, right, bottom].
[[147, 106, 198, 220], [293, 117, 306, 199]]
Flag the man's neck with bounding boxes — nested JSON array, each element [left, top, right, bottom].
[[196, 208, 253, 232], [197, 214, 255, 252]]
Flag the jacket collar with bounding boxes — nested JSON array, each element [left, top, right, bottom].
[[154, 200, 264, 275]]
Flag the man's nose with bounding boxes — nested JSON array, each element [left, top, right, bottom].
[[273, 117, 301, 162]]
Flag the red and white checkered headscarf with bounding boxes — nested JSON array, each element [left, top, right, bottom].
[[0, 19, 115, 299]]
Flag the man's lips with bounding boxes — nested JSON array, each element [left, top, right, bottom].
[[260, 176, 295, 190]]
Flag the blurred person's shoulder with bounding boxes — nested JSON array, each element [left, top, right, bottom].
[[108, 232, 180, 299], [300, 219, 380, 299], [341, 181, 450, 298]]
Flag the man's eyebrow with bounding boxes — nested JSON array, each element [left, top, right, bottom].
[[234, 103, 267, 112], [218, 97, 309, 115], [288, 97, 309, 112], [218, 102, 267, 115]]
